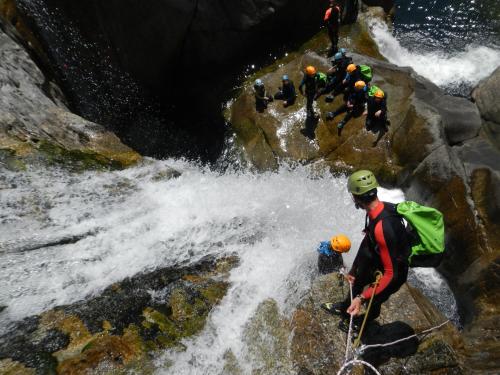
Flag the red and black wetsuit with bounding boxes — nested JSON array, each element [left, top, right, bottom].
[[343, 202, 410, 323], [324, 5, 341, 54]]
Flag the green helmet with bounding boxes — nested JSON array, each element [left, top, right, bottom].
[[347, 170, 379, 196]]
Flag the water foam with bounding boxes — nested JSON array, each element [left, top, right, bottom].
[[370, 20, 500, 87]]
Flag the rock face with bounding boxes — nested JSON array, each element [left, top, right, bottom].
[[229, 19, 500, 372], [239, 273, 463, 374], [0, 26, 141, 170], [0, 257, 236, 374], [472, 67, 500, 148]]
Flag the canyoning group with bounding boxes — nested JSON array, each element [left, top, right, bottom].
[[254, 0, 448, 367], [253, 0, 388, 141]]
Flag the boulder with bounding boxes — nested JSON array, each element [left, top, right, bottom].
[[241, 273, 463, 374], [0, 28, 141, 170], [472, 67, 500, 125], [0, 257, 237, 374]]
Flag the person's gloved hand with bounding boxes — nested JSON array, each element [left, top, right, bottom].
[[317, 241, 333, 256]]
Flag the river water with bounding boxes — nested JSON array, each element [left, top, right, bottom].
[[370, 0, 500, 95], [0, 157, 459, 373]]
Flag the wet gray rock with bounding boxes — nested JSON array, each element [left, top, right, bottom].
[[436, 95, 482, 145], [472, 67, 500, 125], [0, 27, 141, 170]]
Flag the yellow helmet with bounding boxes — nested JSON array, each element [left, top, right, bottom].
[[330, 234, 351, 253], [305, 65, 317, 76], [374, 90, 385, 99], [354, 80, 366, 90], [347, 64, 357, 73]]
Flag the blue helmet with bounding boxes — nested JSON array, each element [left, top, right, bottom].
[[254, 79, 264, 87], [282, 74, 289, 81], [340, 48, 347, 56], [334, 52, 343, 61]]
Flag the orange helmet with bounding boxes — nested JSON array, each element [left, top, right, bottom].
[[347, 64, 357, 73], [354, 80, 366, 90], [330, 234, 351, 253], [374, 90, 385, 99], [305, 65, 317, 76]]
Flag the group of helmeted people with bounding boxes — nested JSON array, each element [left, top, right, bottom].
[[252, 1, 389, 140]]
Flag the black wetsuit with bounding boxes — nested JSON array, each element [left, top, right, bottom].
[[318, 252, 344, 275], [299, 74, 325, 116], [326, 56, 353, 96], [254, 84, 272, 112], [331, 87, 367, 126], [340, 202, 410, 323], [274, 81, 297, 107], [366, 96, 388, 130]]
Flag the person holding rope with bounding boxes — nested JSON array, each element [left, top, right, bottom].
[[322, 170, 410, 333]]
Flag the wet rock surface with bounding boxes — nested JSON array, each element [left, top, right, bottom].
[[239, 273, 463, 374], [0, 27, 141, 171], [0, 256, 236, 374], [229, 14, 500, 372]]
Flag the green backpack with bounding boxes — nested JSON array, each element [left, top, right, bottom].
[[316, 72, 328, 86], [359, 65, 373, 83], [368, 85, 382, 97], [397, 201, 445, 267]]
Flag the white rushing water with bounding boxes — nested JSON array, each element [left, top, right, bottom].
[[369, 20, 500, 88], [0, 159, 458, 373]]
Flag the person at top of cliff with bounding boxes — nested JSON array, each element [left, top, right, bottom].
[[324, 51, 354, 102], [274, 75, 297, 108], [253, 79, 273, 112], [316, 234, 351, 274], [324, 0, 342, 56], [326, 80, 368, 136], [299, 65, 327, 118], [321, 170, 410, 333]]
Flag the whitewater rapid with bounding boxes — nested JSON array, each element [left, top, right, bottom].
[[369, 20, 500, 90], [0, 159, 459, 373]]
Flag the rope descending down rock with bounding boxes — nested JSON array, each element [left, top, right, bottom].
[[336, 270, 451, 375]]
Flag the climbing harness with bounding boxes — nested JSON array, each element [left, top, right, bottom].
[[336, 270, 450, 374]]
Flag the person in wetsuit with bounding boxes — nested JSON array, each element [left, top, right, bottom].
[[366, 89, 388, 131], [316, 234, 351, 274], [324, 0, 342, 56], [325, 51, 353, 102], [274, 75, 297, 107], [326, 80, 368, 135], [299, 65, 327, 118], [254, 79, 273, 112], [321, 170, 410, 333]]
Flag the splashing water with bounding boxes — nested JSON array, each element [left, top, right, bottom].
[[0, 159, 458, 373], [370, 20, 500, 90]]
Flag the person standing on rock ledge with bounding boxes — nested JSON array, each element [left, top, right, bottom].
[[324, 0, 342, 56], [299, 65, 327, 118], [322, 170, 410, 333], [253, 79, 273, 112]]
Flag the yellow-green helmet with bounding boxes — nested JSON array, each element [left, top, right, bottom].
[[347, 170, 379, 195]]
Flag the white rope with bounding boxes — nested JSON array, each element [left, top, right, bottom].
[[344, 278, 354, 362], [336, 359, 382, 375], [357, 319, 450, 355]]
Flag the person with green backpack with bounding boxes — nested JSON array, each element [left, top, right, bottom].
[[322, 170, 445, 332]]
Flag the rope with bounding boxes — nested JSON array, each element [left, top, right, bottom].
[[336, 359, 382, 375], [357, 319, 450, 355], [344, 279, 354, 362], [353, 271, 383, 349]]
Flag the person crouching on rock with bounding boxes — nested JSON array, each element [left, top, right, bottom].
[[366, 89, 388, 132], [299, 65, 327, 118], [274, 75, 297, 108], [326, 80, 368, 136], [317, 234, 351, 274], [324, 50, 353, 103], [254, 79, 273, 112], [321, 170, 410, 334]]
